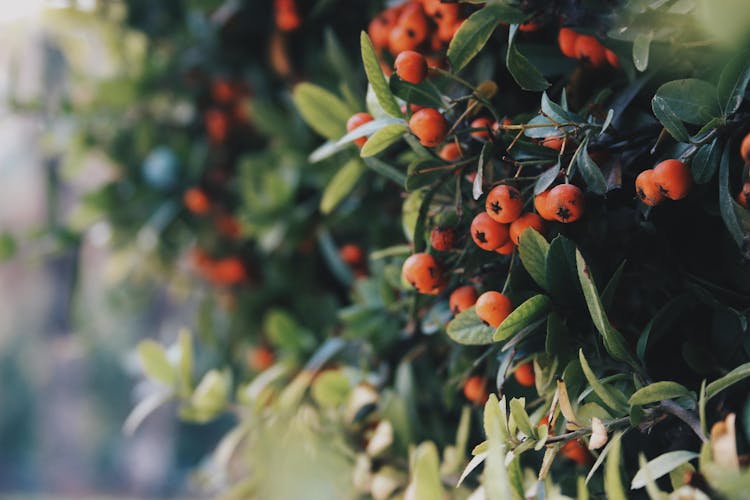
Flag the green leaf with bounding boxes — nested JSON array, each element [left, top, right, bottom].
[[494, 295, 550, 341], [360, 32, 402, 117], [178, 329, 193, 398], [509, 397, 535, 438], [546, 235, 583, 307], [653, 79, 721, 125], [364, 157, 406, 186], [577, 142, 608, 195], [185, 369, 230, 422], [402, 188, 426, 242], [506, 26, 550, 92], [448, 4, 526, 73], [629, 381, 692, 406], [360, 123, 407, 157], [706, 362, 750, 400], [413, 177, 449, 252], [632, 32, 652, 72], [691, 136, 721, 184], [651, 96, 690, 142], [473, 142, 492, 200], [138, 340, 176, 387], [636, 293, 694, 363], [447, 307, 497, 345], [518, 228, 549, 290], [534, 161, 561, 195], [410, 442, 444, 500], [389, 75, 446, 108], [483, 395, 514, 500], [311, 370, 351, 408], [717, 50, 750, 115], [719, 141, 747, 248], [293, 83, 351, 140], [406, 158, 447, 191], [320, 158, 366, 214], [541, 92, 580, 124], [576, 250, 639, 369], [336, 117, 402, 147], [601, 260, 626, 312], [604, 433, 627, 500], [579, 350, 629, 414], [631, 451, 699, 490]]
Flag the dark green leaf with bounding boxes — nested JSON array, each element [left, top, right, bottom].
[[360, 123, 407, 157], [632, 32, 652, 72], [507, 26, 551, 92], [601, 260, 626, 312], [389, 75, 446, 108], [473, 142, 492, 200], [364, 157, 406, 186], [653, 79, 720, 125], [360, 32, 402, 117], [406, 158, 447, 191], [448, 4, 527, 73], [629, 381, 692, 406], [534, 161, 561, 195], [651, 96, 690, 142], [718, 140, 747, 248], [691, 136, 721, 184], [518, 229, 549, 290], [706, 362, 750, 400], [293, 83, 351, 140], [545, 235, 582, 307], [577, 143, 608, 195], [446, 307, 496, 345], [717, 50, 750, 115], [494, 295, 550, 341], [579, 350, 629, 414]]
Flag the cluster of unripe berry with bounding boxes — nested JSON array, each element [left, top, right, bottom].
[[635, 159, 693, 206], [557, 28, 619, 69]]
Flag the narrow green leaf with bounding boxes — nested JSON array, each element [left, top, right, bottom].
[[541, 92, 579, 124], [717, 50, 750, 115], [483, 395, 514, 500], [718, 141, 747, 248], [706, 361, 750, 400], [410, 441, 445, 500], [577, 142, 608, 195], [178, 329, 193, 398], [494, 295, 550, 341], [518, 228, 549, 290], [390, 75, 446, 108], [138, 340, 176, 387], [320, 158, 366, 214], [601, 260, 626, 312], [507, 26, 550, 92], [509, 398, 535, 438], [473, 142, 492, 200], [604, 433, 627, 500], [405, 158, 446, 191], [576, 250, 639, 368], [360, 123, 407, 157], [629, 381, 692, 406], [364, 157, 406, 186], [534, 161, 561, 195], [632, 32, 652, 72], [293, 83, 351, 140], [579, 350, 629, 414], [360, 32, 401, 117], [631, 451, 699, 490], [448, 4, 526, 73], [652, 96, 690, 142], [447, 307, 496, 345]]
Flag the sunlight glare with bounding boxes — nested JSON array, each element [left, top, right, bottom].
[[0, 0, 45, 24]]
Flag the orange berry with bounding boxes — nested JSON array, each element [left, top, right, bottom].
[[430, 226, 455, 252], [429, 2, 459, 24], [409, 108, 448, 147], [211, 79, 234, 103], [605, 48, 620, 68], [340, 244, 365, 266], [635, 169, 664, 206], [347, 112, 374, 148], [215, 213, 241, 238], [389, 3, 429, 53], [561, 440, 592, 465], [547, 184, 585, 223], [534, 190, 556, 221], [402, 252, 442, 294], [211, 257, 247, 286], [475, 291, 512, 328], [204, 109, 229, 143], [368, 6, 403, 49], [519, 21, 541, 32], [514, 362, 535, 387], [449, 285, 478, 316], [274, 0, 301, 32], [401, 103, 425, 115], [184, 188, 211, 215], [471, 212, 510, 251], [436, 17, 463, 43], [463, 375, 489, 405], [439, 142, 462, 161], [741, 133, 750, 164], [509, 212, 545, 245], [248, 346, 275, 371], [495, 240, 516, 255], [558, 28, 578, 58], [485, 185, 523, 223], [542, 135, 565, 150], [395, 50, 428, 84], [470, 117, 494, 140], [653, 159, 693, 200], [574, 35, 606, 67], [736, 181, 750, 208]]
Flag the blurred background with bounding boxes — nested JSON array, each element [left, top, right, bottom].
[[0, 1, 220, 497]]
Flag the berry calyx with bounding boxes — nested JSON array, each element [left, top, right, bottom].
[[485, 185, 523, 223], [547, 184, 585, 223]]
